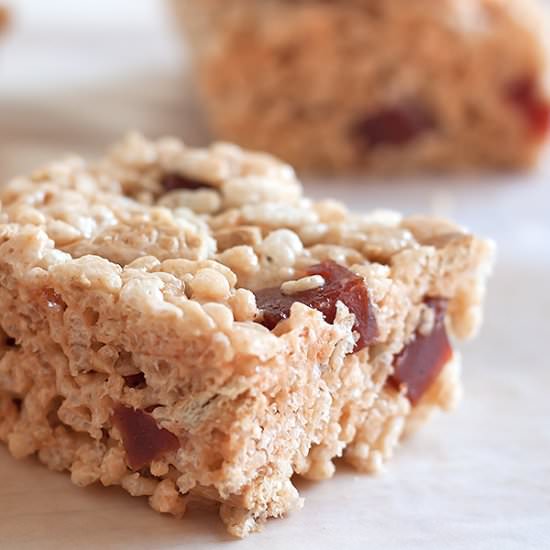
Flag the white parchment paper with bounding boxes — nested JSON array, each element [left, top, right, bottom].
[[0, 2, 548, 548]]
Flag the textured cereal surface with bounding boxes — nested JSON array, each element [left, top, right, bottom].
[[0, 134, 494, 536], [175, 0, 550, 172]]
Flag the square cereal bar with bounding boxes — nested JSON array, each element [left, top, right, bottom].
[[0, 134, 494, 536], [0, 6, 9, 33], [174, 0, 550, 173]]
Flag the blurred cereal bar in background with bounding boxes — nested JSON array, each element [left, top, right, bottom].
[[172, 0, 550, 174], [0, 5, 9, 32]]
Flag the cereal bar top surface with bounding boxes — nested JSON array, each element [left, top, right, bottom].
[[178, 0, 547, 48], [0, 133, 494, 349]]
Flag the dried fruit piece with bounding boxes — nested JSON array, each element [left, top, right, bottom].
[[389, 298, 452, 405], [112, 405, 180, 470], [254, 260, 378, 351], [161, 173, 216, 192], [351, 103, 435, 148], [506, 77, 550, 140]]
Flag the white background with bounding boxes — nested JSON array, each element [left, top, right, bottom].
[[0, 1, 549, 548]]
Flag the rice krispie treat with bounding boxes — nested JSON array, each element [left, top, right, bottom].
[[0, 6, 9, 32], [173, 0, 550, 173], [0, 133, 494, 537]]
